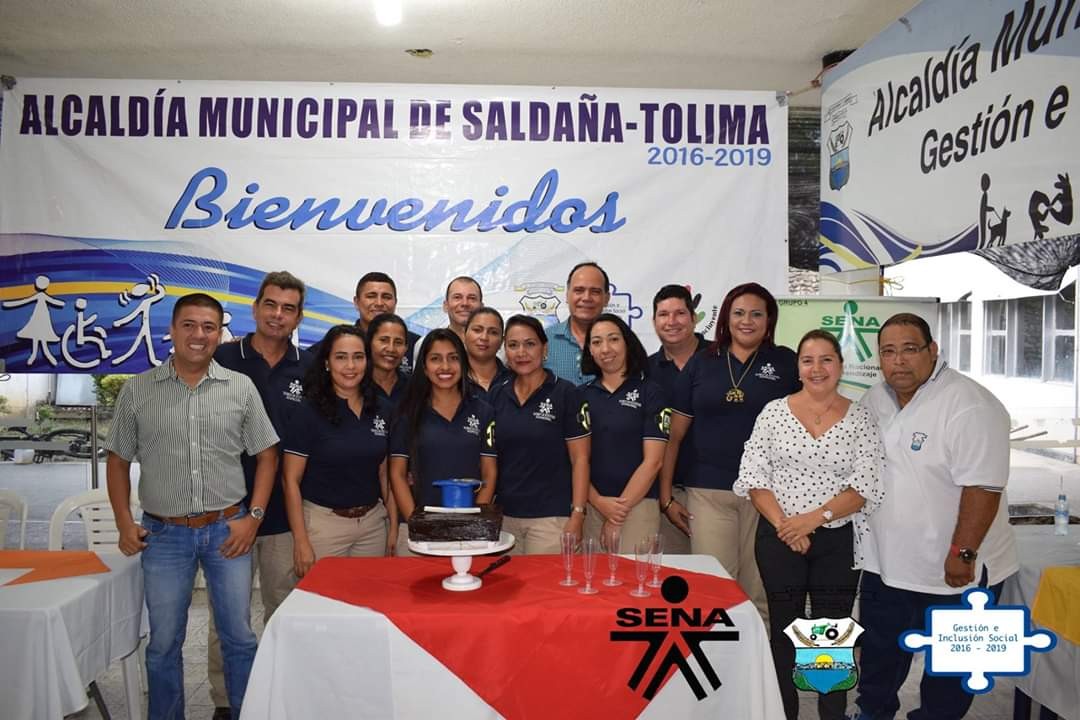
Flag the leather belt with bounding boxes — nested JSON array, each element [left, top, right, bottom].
[[146, 504, 242, 529], [331, 503, 378, 519]]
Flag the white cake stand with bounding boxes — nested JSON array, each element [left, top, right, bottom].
[[408, 531, 515, 591]]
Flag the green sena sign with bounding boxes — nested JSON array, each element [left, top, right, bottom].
[[820, 300, 881, 363], [776, 297, 939, 399]]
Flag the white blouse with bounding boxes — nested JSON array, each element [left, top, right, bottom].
[[733, 397, 885, 567]]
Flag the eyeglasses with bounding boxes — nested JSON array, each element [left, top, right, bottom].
[[879, 344, 929, 361]]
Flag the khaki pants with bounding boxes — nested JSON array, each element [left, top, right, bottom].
[[394, 522, 417, 557], [659, 486, 692, 554], [685, 487, 769, 625], [302, 500, 388, 559], [502, 516, 566, 555], [207, 531, 296, 706], [583, 499, 661, 552]]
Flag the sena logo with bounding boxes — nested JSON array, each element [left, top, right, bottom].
[[610, 576, 739, 701]]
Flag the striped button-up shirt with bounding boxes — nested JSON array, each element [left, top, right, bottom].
[[106, 359, 279, 516]]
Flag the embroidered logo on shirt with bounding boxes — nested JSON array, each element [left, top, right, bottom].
[[465, 414, 481, 436], [284, 379, 304, 402], [620, 389, 642, 409], [756, 363, 779, 381], [534, 398, 556, 422], [910, 432, 928, 451], [372, 415, 388, 437]]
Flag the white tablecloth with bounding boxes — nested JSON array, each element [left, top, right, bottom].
[[0, 552, 143, 720], [241, 555, 783, 719], [1001, 526, 1080, 720]]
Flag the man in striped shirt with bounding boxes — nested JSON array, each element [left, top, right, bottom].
[[105, 293, 280, 720]]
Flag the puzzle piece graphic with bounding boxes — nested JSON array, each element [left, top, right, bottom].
[[899, 588, 1056, 693]]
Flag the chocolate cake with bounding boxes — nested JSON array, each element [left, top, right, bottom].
[[408, 504, 503, 543]]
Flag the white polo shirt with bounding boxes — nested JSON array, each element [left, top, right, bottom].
[[859, 359, 1018, 594]]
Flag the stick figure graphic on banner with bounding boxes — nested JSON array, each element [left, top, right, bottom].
[[61, 297, 113, 369], [1, 274, 65, 366], [1028, 173, 1073, 240], [978, 174, 1011, 249], [111, 273, 166, 366]]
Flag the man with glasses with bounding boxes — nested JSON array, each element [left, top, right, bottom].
[[853, 313, 1018, 720]]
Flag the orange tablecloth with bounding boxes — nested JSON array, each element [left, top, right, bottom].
[[1031, 566, 1080, 646], [0, 550, 111, 586], [298, 555, 749, 720]]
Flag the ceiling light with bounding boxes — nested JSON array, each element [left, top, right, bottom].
[[374, 0, 402, 26]]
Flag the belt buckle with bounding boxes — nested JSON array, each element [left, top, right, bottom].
[[184, 509, 215, 527]]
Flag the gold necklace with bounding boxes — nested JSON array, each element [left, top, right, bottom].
[[809, 394, 838, 425], [725, 349, 758, 403]]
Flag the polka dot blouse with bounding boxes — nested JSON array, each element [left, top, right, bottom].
[[734, 397, 885, 566]]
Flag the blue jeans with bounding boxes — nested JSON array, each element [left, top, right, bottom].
[[141, 510, 257, 720], [854, 570, 1006, 720]]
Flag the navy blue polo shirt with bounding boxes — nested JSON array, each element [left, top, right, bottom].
[[672, 344, 799, 491], [400, 329, 421, 375], [388, 394, 496, 508], [489, 370, 591, 518], [466, 359, 512, 403], [648, 334, 706, 489], [374, 369, 409, 410], [214, 334, 312, 536], [282, 397, 391, 509], [582, 374, 669, 498]]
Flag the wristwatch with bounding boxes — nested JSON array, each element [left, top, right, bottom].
[[250, 506, 265, 521], [950, 544, 977, 563], [570, 504, 587, 515], [821, 508, 834, 522]]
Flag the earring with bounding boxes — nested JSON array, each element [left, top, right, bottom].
[[325, 365, 330, 372]]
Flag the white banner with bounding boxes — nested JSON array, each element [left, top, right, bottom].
[[820, 0, 1079, 272], [0, 79, 787, 373]]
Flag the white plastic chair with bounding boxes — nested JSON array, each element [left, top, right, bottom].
[[48, 487, 149, 709], [47, 488, 147, 716], [48, 488, 138, 551], [0, 489, 29, 549]]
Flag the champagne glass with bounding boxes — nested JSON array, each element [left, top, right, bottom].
[[630, 538, 651, 598], [578, 537, 599, 595], [603, 525, 623, 587], [647, 533, 664, 588], [559, 531, 577, 587]]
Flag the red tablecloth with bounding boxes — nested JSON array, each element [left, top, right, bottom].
[[298, 555, 748, 720]]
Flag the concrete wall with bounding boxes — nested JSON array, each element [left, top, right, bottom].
[[0, 374, 54, 415]]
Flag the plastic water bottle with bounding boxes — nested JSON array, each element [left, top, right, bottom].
[[1055, 478, 1069, 536]]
